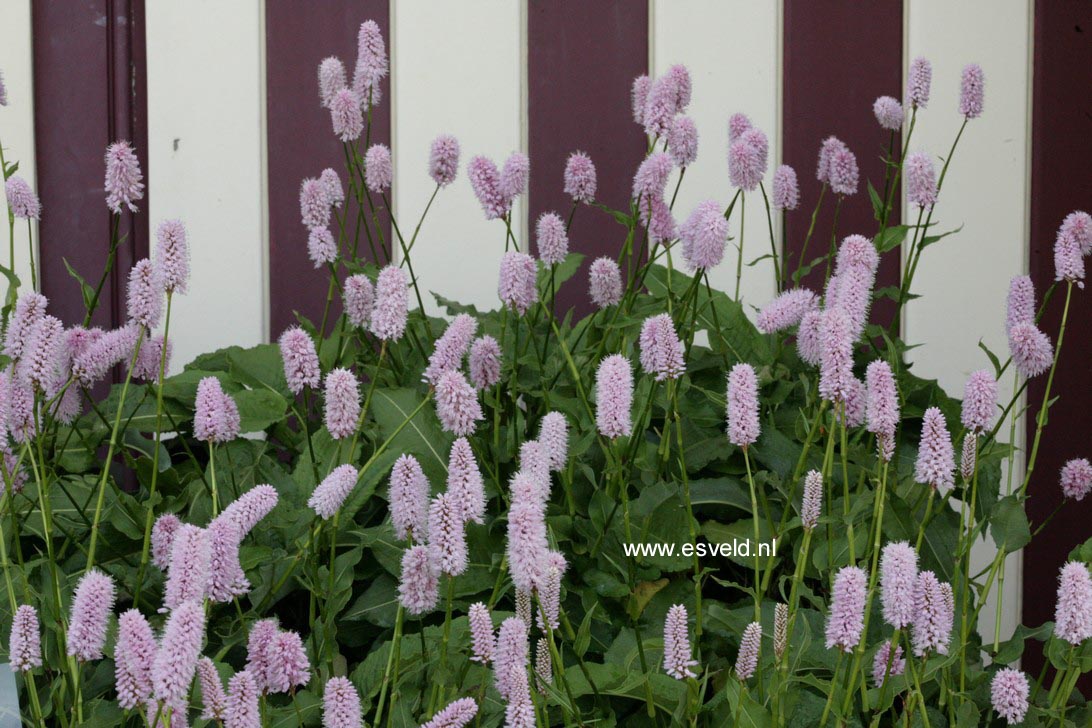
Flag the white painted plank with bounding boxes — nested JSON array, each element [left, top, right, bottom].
[[145, 0, 267, 372]]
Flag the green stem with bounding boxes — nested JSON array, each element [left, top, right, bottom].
[[743, 447, 761, 621]]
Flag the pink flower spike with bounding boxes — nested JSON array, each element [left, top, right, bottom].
[[330, 88, 364, 141], [1006, 275, 1036, 335], [194, 376, 241, 443], [164, 523, 210, 611], [352, 20, 388, 107], [5, 177, 41, 220], [19, 315, 64, 393], [468, 335, 502, 390], [960, 432, 976, 482], [663, 604, 698, 679], [151, 513, 182, 569], [500, 151, 530, 203], [991, 668, 1029, 725], [498, 251, 538, 315], [643, 74, 679, 137], [873, 96, 905, 131], [538, 412, 569, 472], [915, 407, 954, 490], [71, 325, 140, 387], [880, 542, 918, 629], [801, 470, 822, 531], [206, 516, 248, 603], [307, 226, 337, 267], [506, 501, 549, 592], [1008, 322, 1052, 378], [537, 551, 567, 632], [828, 146, 859, 196], [220, 484, 279, 537], [343, 274, 375, 329], [1060, 210, 1092, 255], [244, 619, 279, 692], [321, 168, 344, 208], [390, 454, 430, 541], [826, 566, 867, 652], [680, 199, 728, 271], [959, 63, 985, 119], [429, 134, 460, 187], [324, 368, 360, 440], [424, 314, 478, 385], [772, 165, 800, 210], [639, 314, 685, 381], [667, 64, 692, 109], [371, 265, 409, 341], [564, 151, 597, 203], [911, 571, 953, 656], [632, 151, 673, 204], [422, 697, 478, 728], [428, 492, 468, 576], [1060, 458, 1092, 501], [816, 136, 847, 184], [115, 609, 156, 709], [127, 258, 164, 328], [668, 116, 699, 168], [818, 308, 854, 404], [469, 602, 495, 664], [728, 137, 764, 192], [133, 332, 172, 384], [3, 291, 47, 360], [364, 144, 393, 193], [535, 212, 569, 266], [9, 604, 42, 673], [151, 600, 205, 706], [300, 177, 331, 230], [865, 360, 899, 461], [631, 75, 651, 125], [756, 288, 817, 334], [907, 57, 932, 109], [323, 676, 363, 728], [1054, 216, 1085, 287], [494, 617, 529, 700], [67, 569, 116, 661], [727, 363, 761, 448], [155, 219, 190, 294], [961, 369, 997, 434], [399, 544, 439, 615], [225, 670, 260, 728], [871, 640, 905, 686], [0, 70, 6, 106], [905, 152, 938, 208], [728, 113, 752, 144], [104, 140, 144, 213], [309, 464, 359, 520], [279, 326, 320, 395], [588, 257, 622, 308], [467, 155, 507, 220], [596, 354, 633, 439], [318, 56, 347, 108], [435, 370, 483, 437], [735, 621, 761, 681], [263, 630, 310, 694], [1054, 561, 1092, 645]]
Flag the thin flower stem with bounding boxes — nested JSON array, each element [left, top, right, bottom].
[[672, 382, 702, 639], [758, 182, 781, 292], [372, 605, 403, 727], [83, 215, 122, 326], [734, 192, 746, 300], [743, 447, 762, 621], [793, 184, 826, 285]]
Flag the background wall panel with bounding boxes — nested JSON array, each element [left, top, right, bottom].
[[146, 0, 267, 371], [652, 0, 781, 313], [391, 0, 523, 317], [904, 0, 1032, 643], [0, 0, 37, 294]]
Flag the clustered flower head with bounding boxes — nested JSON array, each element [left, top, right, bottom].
[[322, 677, 362, 728], [905, 151, 938, 208], [911, 571, 954, 656], [960, 63, 985, 119], [279, 326, 320, 394], [343, 274, 374, 329], [639, 314, 685, 381], [1005, 275, 1036, 334], [961, 369, 997, 434], [680, 199, 728, 271], [667, 116, 699, 168], [827, 144, 859, 196], [163, 523, 210, 610], [422, 698, 478, 728], [428, 491, 468, 576], [563, 151, 597, 203], [324, 368, 360, 440], [195, 657, 227, 721], [127, 258, 164, 329], [194, 376, 241, 443], [914, 407, 954, 490], [663, 604, 698, 679], [390, 453, 430, 541], [498, 251, 538, 315], [1060, 458, 1092, 501], [1054, 561, 1092, 645], [1054, 209, 1088, 287], [756, 288, 817, 334], [435, 370, 483, 436], [8, 604, 42, 673], [115, 609, 156, 709], [300, 177, 331, 230], [631, 75, 651, 125], [960, 432, 976, 482], [468, 602, 495, 664], [880, 541, 918, 629], [307, 226, 337, 267], [801, 470, 822, 530], [826, 566, 867, 651], [990, 668, 1029, 725], [499, 152, 530, 205], [263, 630, 311, 693], [817, 308, 854, 404], [5, 176, 41, 220], [506, 497, 549, 592], [371, 265, 409, 341], [728, 127, 767, 192], [865, 360, 899, 461], [468, 335, 502, 390], [330, 88, 364, 141], [735, 621, 762, 681], [535, 212, 569, 266], [321, 168, 344, 208], [726, 363, 760, 448], [318, 56, 347, 108], [596, 354, 633, 439], [309, 464, 359, 519], [353, 19, 388, 106], [494, 616, 529, 700], [429, 134, 460, 187], [155, 219, 190, 294], [468, 156, 507, 220], [152, 600, 205, 707], [104, 140, 145, 213], [364, 143, 393, 193], [873, 96, 904, 131], [633, 151, 673, 203], [907, 56, 932, 109], [1008, 322, 1053, 378], [588, 257, 622, 309], [872, 640, 905, 686], [424, 313, 477, 385], [772, 164, 800, 210]]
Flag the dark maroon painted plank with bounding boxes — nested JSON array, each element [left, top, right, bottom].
[[1024, 0, 1092, 687], [265, 2, 391, 339], [33, 0, 149, 331], [528, 1, 648, 317], [782, 0, 902, 322]]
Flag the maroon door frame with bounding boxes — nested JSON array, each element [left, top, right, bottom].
[[782, 0, 903, 324], [1023, 0, 1092, 687], [527, 1, 648, 317], [265, 2, 392, 339], [32, 0, 149, 332]]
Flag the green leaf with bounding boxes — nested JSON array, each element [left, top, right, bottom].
[[874, 225, 910, 253], [370, 388, 450, 484], [990, 495, 1031, 553]]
